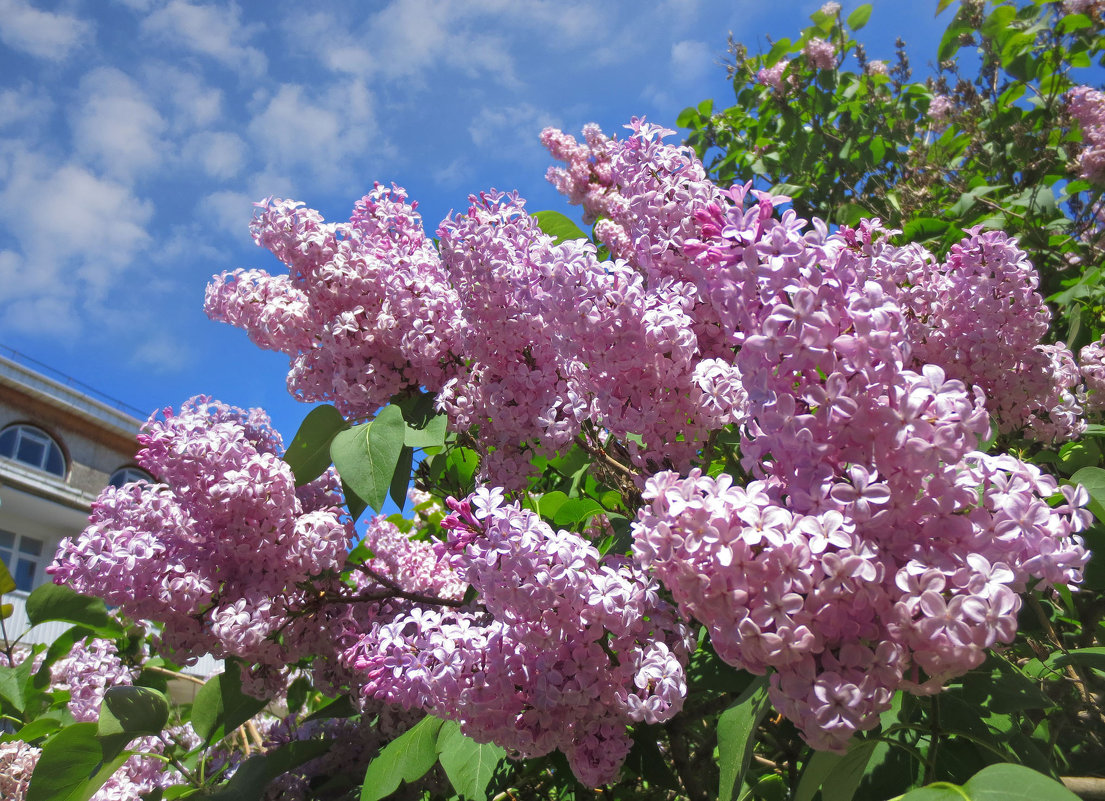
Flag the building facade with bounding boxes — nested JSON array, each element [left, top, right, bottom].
[[0, 352, 148, 651]]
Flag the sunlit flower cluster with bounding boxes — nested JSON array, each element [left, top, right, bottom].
[[49, 397, 354, 689], [342, 493, 693, 787], [1068, 85, 1105, 183]]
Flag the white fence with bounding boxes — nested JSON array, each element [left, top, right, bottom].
[[2, 589, 222, 678]]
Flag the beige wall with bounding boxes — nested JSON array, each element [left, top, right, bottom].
[[0, 394, 141, 496]]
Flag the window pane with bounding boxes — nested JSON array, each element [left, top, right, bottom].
[[1, 426, 66, 475], [14, 558, 35, 592], [18, 537, 42, 557], [45, 445, 65, 476], [0, 549, 12, 569], [15, 437, 46, 469], [0, 530, 13, 549]]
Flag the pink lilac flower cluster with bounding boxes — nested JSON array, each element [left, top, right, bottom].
[[885, 229, 1085, 442], [928, 94, 954, 124], [541, 124, 625, 229], [634, 462, 1088, 750], [0, 741, 39, 801], [865, 60, 888, 77], [49, 397, 354, 689], [545, 124, 1081, 445], [52, 637, 136, 722], [205, 185, 463, 418], [298, 510, 470, 698], [341, 491, 693, 787], [1063, 0, 1104, 17], [358, 513, 467, 601], [208, 133, 742, 486], [1080, 336, 1105, 413], [437, 184, 736, 481], [757, 60, 791, 93], [574, 153, 1089, 747], [804, 38, 837, 70], [1068, 85, 1105, 184]]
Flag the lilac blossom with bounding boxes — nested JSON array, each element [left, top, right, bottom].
[[341, 494, 693, 787], [50, 397, 355, 680], [1068, 86, 1105, 184]]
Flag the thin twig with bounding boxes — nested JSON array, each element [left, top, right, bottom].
[[237, 725, 252, 757], [346, 564, 466, 608], [573, 435, 637, 479], [143, 664, 206, 686], [246, 719, 264, 749]]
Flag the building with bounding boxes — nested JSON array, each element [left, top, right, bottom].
[[0, 349, 150, 651]]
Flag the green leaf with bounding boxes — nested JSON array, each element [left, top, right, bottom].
[[766, 38, 792, 67], [389, 446, 414, 510], [938, 23, 968, 62], [26, 722, 132, 801], [342, 480, 368, 524], [331, 405, 406, 514], [24, 584, 121, 637], [0, 556, 15, 595], [936, 0, 956, 14], [361, 715, 446, 801], [97, 685, 170, 760], [303, 694, 358, 723], [551, 498, 604, 527], [536, 491, 569, 521], [285, 677, 311, 719], [189, 740, 332, 801], [0, 652, 37, 713], [0, 602, 12, 620], [717, 674, 771, 801], [846, 4, 872, 30], [961, 763, 1079, 800], [283, 405, 348, 486], [393, 390, 439, 430], [8, 716, 62, 742], [1048, 647, 1105, 673], [404, 414, 448, 450], [899, 788, 968, 801], [1068, 467, 1105, 522], [436, 720, 506, 800], [902, 217, 950, 241], [533, 210, 587, 245], [190, 661, 268, 745], [795, 751, 845, 801], [821, 740, 880, 801]]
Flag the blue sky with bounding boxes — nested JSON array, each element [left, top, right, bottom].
[[0, 0, 950, 442]]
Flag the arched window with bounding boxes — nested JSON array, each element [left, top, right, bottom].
[[0, 424, 66, 477], [108, 466, 153, 489]]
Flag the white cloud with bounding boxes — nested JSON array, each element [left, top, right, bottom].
[[130, 331, 194, 373], [0, 83, 53, 131], [0, 0, 92, 60], [141, 0, 266, 77], [197, 189, 255, 242], [151, 66, 225, 131], [183, 131, 247, 179], [247, 80, 390, 190], [0, 149, 153, 335], [71, 68, 167, 180], [469, 103, 560, 159], [285, 1, 516, 87], [434, 158, 470, 188], [671, 39, 713, 83]]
